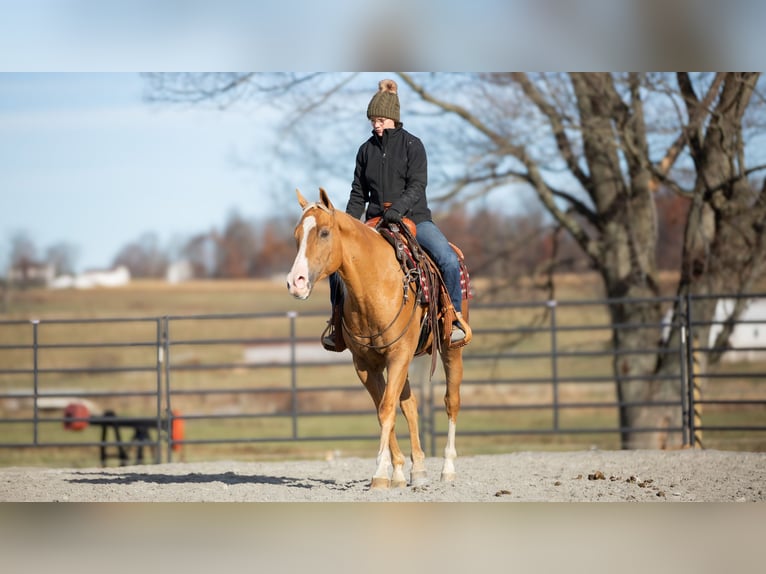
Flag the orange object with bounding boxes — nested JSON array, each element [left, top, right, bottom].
[[170, 409, 184, 452], [366, 216, 417, 237], [63, 402, 90, 431]]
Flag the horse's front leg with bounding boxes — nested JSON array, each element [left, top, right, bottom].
[[371, 358, 410, 489], [354, 358, 406, 489]]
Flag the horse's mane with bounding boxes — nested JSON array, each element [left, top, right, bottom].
[[301, 201, 332, 215]]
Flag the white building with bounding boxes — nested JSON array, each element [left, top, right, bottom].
[[49, 266, 131, 289], [8, 262, 55, 287], [663, 298, 766, 362]]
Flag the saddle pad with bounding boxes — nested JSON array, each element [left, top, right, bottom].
[[379, 227, 472, 303]]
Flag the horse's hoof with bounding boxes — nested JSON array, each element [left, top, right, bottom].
[[370, 477, 391, 490], [391, 478, 408, 489], [440, 472, 456, 483], [410, 471, 428, 487]]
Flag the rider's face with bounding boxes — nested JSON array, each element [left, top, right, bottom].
[[370, 116, 395, 136]]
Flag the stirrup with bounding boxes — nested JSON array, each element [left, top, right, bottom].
[[321, 306, 346, 352], [450, 325, 466, 344], [322, 335, 339, 351], [448, 310, 472, 349]]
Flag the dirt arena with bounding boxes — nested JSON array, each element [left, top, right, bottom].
[[1, 449, 764, 502]]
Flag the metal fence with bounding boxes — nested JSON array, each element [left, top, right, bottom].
[[1, 294, 765, 466]]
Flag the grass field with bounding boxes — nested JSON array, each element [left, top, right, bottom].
[[1, 275, 764, 467]]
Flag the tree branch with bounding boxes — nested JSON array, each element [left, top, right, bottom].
[[510, 72, 591, 191], [399, 72, 603, 266]]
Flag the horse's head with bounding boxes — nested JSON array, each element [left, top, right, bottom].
[[286, 188, 343, 299]]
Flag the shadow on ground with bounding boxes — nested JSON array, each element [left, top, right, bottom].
[[68, 470, 366, 491]]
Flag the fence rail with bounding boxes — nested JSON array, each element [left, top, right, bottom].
[[1, 294, 765, 465]]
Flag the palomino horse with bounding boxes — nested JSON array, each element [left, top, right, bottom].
[[286, 188, 465, 489]]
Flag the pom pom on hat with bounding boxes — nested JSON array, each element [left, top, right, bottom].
[[378, 79, 398, 94]]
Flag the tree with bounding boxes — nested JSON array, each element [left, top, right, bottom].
[[655, 190, 690, 271], [215, 210, 259, 279], [113, 232, 169, 278], [144, 72, 766, 448], [8, 232, 41, 286], [400, 72, 766, 448], [45, 242, 79, 276], [182, 231, 218, 279], [254, 217, 299, 279]]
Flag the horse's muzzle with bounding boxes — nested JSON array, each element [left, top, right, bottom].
[[286, 271, 311, 300]]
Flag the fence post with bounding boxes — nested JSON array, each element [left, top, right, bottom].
[[679, 302, 691, 448], [162, 316, 172, 462], [548, 300, 559, 432], [31, 319, 39, 446], [154, 318, 163, 464], [288, 311, 299, 439]]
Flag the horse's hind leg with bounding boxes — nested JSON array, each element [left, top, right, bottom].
[[399, 378, 427, 486], [440, 346, 463, 482]]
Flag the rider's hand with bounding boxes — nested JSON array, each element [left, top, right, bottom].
[[383, 208, 402, 224]]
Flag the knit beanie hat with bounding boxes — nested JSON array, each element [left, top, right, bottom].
[[366, 79, 400, 122]]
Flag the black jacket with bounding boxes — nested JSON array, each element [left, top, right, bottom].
[[346, 126, 433, 224]]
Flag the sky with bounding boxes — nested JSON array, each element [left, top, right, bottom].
[[0, 73, 295, 273], [0, 0, 762, 276]]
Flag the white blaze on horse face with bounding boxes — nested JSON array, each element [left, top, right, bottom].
[[286, 215, 317, 299]]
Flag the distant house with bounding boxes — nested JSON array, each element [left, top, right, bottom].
[[8, 261, 55, 288], [49, 266, 131, 289], [166, 260, 193, 284], [49, 274, 75, 289]]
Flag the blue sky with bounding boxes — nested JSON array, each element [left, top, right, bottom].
[[0, 73, 293, 273]]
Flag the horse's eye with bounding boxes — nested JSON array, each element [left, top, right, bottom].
[[319, 228, 330, 239]]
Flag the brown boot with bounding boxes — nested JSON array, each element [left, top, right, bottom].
[[321, 304, 346, 352]]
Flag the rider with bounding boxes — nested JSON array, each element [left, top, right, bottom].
[[322, 78, 471, 351]]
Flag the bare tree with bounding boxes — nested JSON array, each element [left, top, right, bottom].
[[7, 231, 42, 287], [144, 72, 766, 448], [397, 72, 766, 448], [253, 217, 299, 279], [214, 210, 259, 279], [182, 231, 218, 279], [9, 231, 38, 269], [45, 242, 79, 276], [113, 232, 169, 278]]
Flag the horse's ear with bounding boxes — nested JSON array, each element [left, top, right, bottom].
[[296, 188, 308, 209], [319, 187, 335, 210]]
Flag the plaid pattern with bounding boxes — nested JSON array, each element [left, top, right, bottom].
[[380, 227, 471, 304], [459, 259, 473, 300]]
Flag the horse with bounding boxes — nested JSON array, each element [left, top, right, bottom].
[[286, 188, 466, 489]]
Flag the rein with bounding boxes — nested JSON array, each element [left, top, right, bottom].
[[340, 219, 427, 352], [341, 274, 421, 351], [310, 203, 426, 353]]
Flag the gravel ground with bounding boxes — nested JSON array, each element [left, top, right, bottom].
[[1, 449, 764, 502]]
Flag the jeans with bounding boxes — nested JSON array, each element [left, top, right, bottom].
[[330, 220, 462, 311], [416, 220, 462, 310]]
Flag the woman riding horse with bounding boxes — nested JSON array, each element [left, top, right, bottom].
[[322, 78, 471, 352]]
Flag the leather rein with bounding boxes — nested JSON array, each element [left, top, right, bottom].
[[340, 221, 426, 352], [341, 277, 421, 351]]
